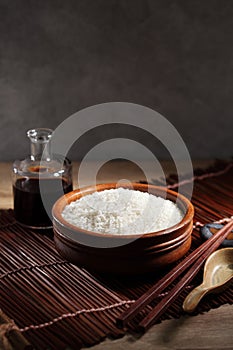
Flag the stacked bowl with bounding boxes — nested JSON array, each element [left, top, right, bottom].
[[52, 183, 194, 275]]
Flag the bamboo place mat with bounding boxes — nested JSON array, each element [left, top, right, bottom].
[[1, 161, 233, 349]]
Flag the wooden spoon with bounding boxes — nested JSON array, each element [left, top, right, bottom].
[[183, 248, 233, 313]]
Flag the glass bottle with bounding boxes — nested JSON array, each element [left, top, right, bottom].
[[12, 128, 73, 229]]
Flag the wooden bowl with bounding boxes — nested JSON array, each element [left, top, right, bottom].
[[52, 183, 194, 275]]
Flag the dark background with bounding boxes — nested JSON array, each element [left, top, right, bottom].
[[1, 0, 233, 161]]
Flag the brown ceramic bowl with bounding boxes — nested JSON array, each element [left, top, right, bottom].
[[52, 183, 194, 275]]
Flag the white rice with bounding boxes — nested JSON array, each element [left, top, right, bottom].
[[62, 188, 183, 235]]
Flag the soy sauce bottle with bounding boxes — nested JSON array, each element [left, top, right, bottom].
[[13, 128, 73, 229]]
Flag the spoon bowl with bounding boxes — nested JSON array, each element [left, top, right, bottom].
[[183, 247, 233, 313]]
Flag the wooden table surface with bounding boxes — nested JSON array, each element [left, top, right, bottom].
[[1, 161, 232, 350]]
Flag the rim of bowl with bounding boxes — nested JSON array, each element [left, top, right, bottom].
[[53, 223, 192, 255], [52, 182, 194, 240]]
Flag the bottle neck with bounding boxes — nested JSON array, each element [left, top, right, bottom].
[[27, 128, 53, 162], [30, 141, 51, 161]]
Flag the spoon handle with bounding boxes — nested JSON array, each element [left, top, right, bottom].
[[183, 284, 209, 313]]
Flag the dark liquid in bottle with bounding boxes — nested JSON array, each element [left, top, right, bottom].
[[13, 177, 73, 228]]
